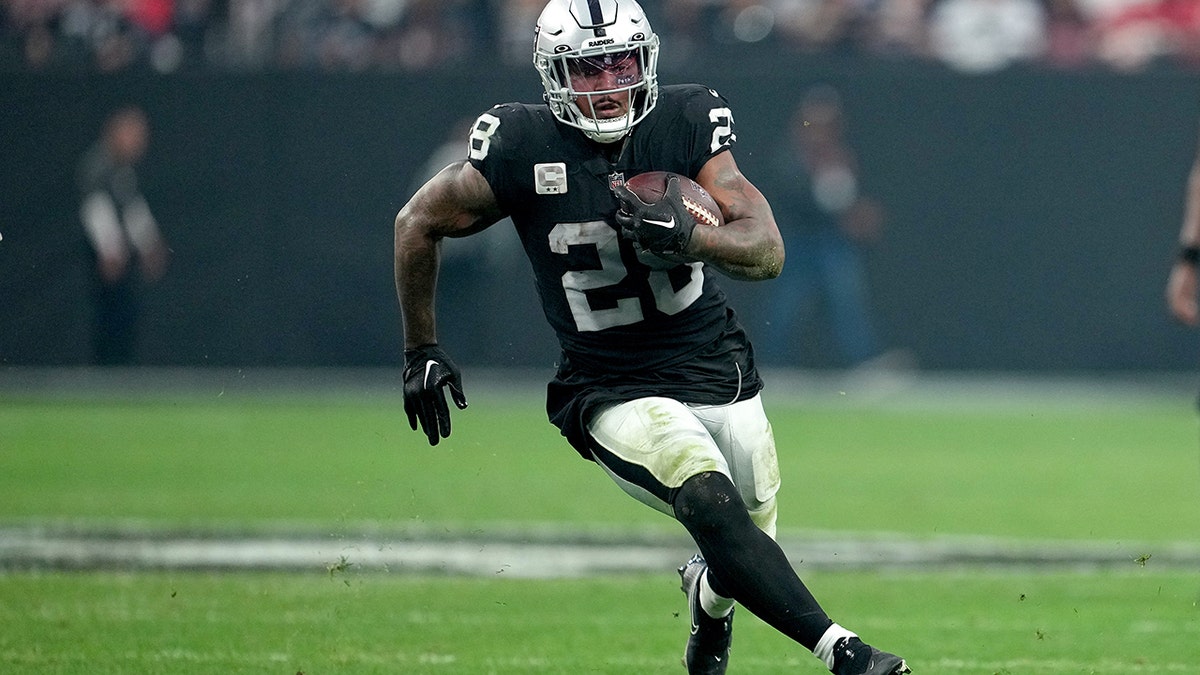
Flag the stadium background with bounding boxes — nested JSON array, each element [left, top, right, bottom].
[[1, 8, 1199, 373], [3, 7, 1200, 671]]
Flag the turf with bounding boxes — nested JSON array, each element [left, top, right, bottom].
[[1, 389, 1198, 543], [3, 379, 1200, 673], [1, 568, 1196, 674]]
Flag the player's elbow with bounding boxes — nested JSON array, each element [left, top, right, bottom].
[[394, 205, 436, 257], [713, 245, 783, 282], [742, 211, 784, 280], [394, 200, 434, 237], [749, 245, 785, 281], [394, 204, 410, 232], [746, 229, 785, 280]]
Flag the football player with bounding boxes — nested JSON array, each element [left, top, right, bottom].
[[1168, 124, 1200, 328], [394, 1, 911, 673]]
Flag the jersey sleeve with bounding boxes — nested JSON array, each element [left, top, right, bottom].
[[679, 86, 737, 178], [465, 104, 527, 212]]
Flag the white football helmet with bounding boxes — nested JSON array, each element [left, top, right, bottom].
[[534, 0, 660, 144]]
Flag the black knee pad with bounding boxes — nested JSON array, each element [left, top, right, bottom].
[[672, 471, 754, 537]]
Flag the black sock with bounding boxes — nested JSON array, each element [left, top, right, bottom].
[[673, 471, 833, 650]]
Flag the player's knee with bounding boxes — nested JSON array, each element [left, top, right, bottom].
[[672, 471, 754, 537]]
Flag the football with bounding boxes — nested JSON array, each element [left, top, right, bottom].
[[622, 171, 724, 229]]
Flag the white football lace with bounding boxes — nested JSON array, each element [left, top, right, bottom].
[[683, 196, 720, 227]]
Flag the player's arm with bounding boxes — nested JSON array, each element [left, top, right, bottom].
[[1167, 144, 1200, 326], [394, 159, 504, 445], [394, 160, 504, 347], [686, 151, 785, 282]]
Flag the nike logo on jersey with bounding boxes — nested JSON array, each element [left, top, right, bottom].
[[644, 216, 676, 229]]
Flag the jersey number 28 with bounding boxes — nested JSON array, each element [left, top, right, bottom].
[[549, 221, 704, 332]]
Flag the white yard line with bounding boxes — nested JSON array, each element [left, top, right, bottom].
[[3, 528, 1197, 576]]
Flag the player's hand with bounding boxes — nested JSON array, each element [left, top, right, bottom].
[[613, 174, 696, 255], [402, 344, 468, 446]]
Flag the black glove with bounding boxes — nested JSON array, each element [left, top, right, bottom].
[[402, 344, 468, 446], [612, 174, 697, 255]]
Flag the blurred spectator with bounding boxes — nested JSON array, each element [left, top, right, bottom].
[[172, 0, 218, 68], [776, 0, 873, 54], [284, 0, 377, 70], [758, 85, 898, 369], [865, 0, 933, 59], [927, 0, 1048, 72], [494, 0, 544, 65], [1043, 0, 1097, 69], [657, 0, 708, 63], [711, 0, 779, 46], [1097, 0, 1200, 71], [5, 0, 1200, 71], [370, 0, 476, 71], [0, 0, 217, 71], [223, 0, 281, 67], [77, 105, 170, 365], [1, 0, 61, 68], [1166, 121, 1200, 328]]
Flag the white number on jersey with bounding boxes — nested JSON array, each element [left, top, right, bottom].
[[468, 113, 502, 161], [548, 221, 704, 332], [708, 107, 735, 154]]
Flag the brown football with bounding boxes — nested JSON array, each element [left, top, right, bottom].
[[623, 171, 724, 228]]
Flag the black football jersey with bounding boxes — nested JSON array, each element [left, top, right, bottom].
[[466, 84, 764, 456]]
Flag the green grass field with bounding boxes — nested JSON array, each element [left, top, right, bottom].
[[2, 569, 1197, 673], [2, 374, 1199, 673], [3, 382, 1198, 541]]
